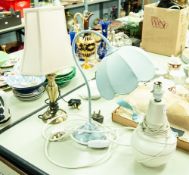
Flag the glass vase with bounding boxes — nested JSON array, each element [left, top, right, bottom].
[[97, 20, 111, 60]]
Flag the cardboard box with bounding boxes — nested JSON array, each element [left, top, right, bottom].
[[141, 3, 189, 56]]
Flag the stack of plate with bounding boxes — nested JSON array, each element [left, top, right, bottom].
[[0, 51, 9, 66], [0, 57, 19, 69], [45, 66, 76, 88], [5, 75, 46, 101], [56, 67, 76, 87], [12, 86, 45, 101]]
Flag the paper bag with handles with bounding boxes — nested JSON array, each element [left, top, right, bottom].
[[141, 3, 189, 56]]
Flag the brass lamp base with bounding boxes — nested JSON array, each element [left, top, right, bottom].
[[39, 73, 67, 124], [40, 108, 67, 124]]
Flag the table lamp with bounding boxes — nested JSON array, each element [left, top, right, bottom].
[[95, 46, 176, 167], [131, 81, 177, 167], [71, 30, 155, 145], [71, 29, 176, 167], [20, 6, 74, 123]]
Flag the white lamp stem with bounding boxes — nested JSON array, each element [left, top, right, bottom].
[[72, 30, 114, 123], [71, 30, 116, 145]]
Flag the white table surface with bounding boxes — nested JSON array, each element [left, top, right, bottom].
[[0, 80, 189, 175], [0, 51, 189, 175]]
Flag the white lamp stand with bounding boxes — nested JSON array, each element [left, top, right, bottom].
[[71, 30, 115, 145], [131, 81, 177, 167]]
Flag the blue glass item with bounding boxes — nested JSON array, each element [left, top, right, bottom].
[[69, 31, 78, 55], [100, 20, 111, 38], [69, 31, 76, 45], [97, 20, 111, 60], [97, 42, 107, 60]]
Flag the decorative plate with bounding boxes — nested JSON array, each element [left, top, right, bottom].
[[13, 85, 45, 101], [13, 86, 45, 97], [4, 75, 46, 90], [56, 66, 76, 77], [14, 91, 45, 101], [44, 66, 76, 88]]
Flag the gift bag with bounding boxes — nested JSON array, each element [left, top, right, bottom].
[[141, 3, 189, 56]]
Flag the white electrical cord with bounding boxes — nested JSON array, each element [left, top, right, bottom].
[[141, 118, 171, 138], [42, 113, 175, 168], [42, 114, 134, 169], [132, 137, 172, 164], [135, 125, 175, 146], [44, 134, 113, 169]]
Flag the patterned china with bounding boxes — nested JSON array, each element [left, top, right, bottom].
[[4, 75, 46, 90]]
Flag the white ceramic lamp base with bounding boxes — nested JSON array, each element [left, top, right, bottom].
[[131, 82, 177, 167], [131, 126, 176, 167]]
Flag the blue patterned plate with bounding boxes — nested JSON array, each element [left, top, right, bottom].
[[4, 75, 46, 90]]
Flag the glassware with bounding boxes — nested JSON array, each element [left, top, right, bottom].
[[97, 20, 111, 60], [69, 31, 76, 45], [74, 12, 96, 69]]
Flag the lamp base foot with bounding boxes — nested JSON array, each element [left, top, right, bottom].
[[71, 122, 106, 145], [39, 108, 67, 124]]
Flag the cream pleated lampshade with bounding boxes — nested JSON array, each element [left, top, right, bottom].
[[20, 6, 74, 76]]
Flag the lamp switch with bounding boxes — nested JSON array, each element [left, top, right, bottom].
[[87, 139, 110, 149]]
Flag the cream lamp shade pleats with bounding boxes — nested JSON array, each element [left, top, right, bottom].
[[20, 6, 74, 76]]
